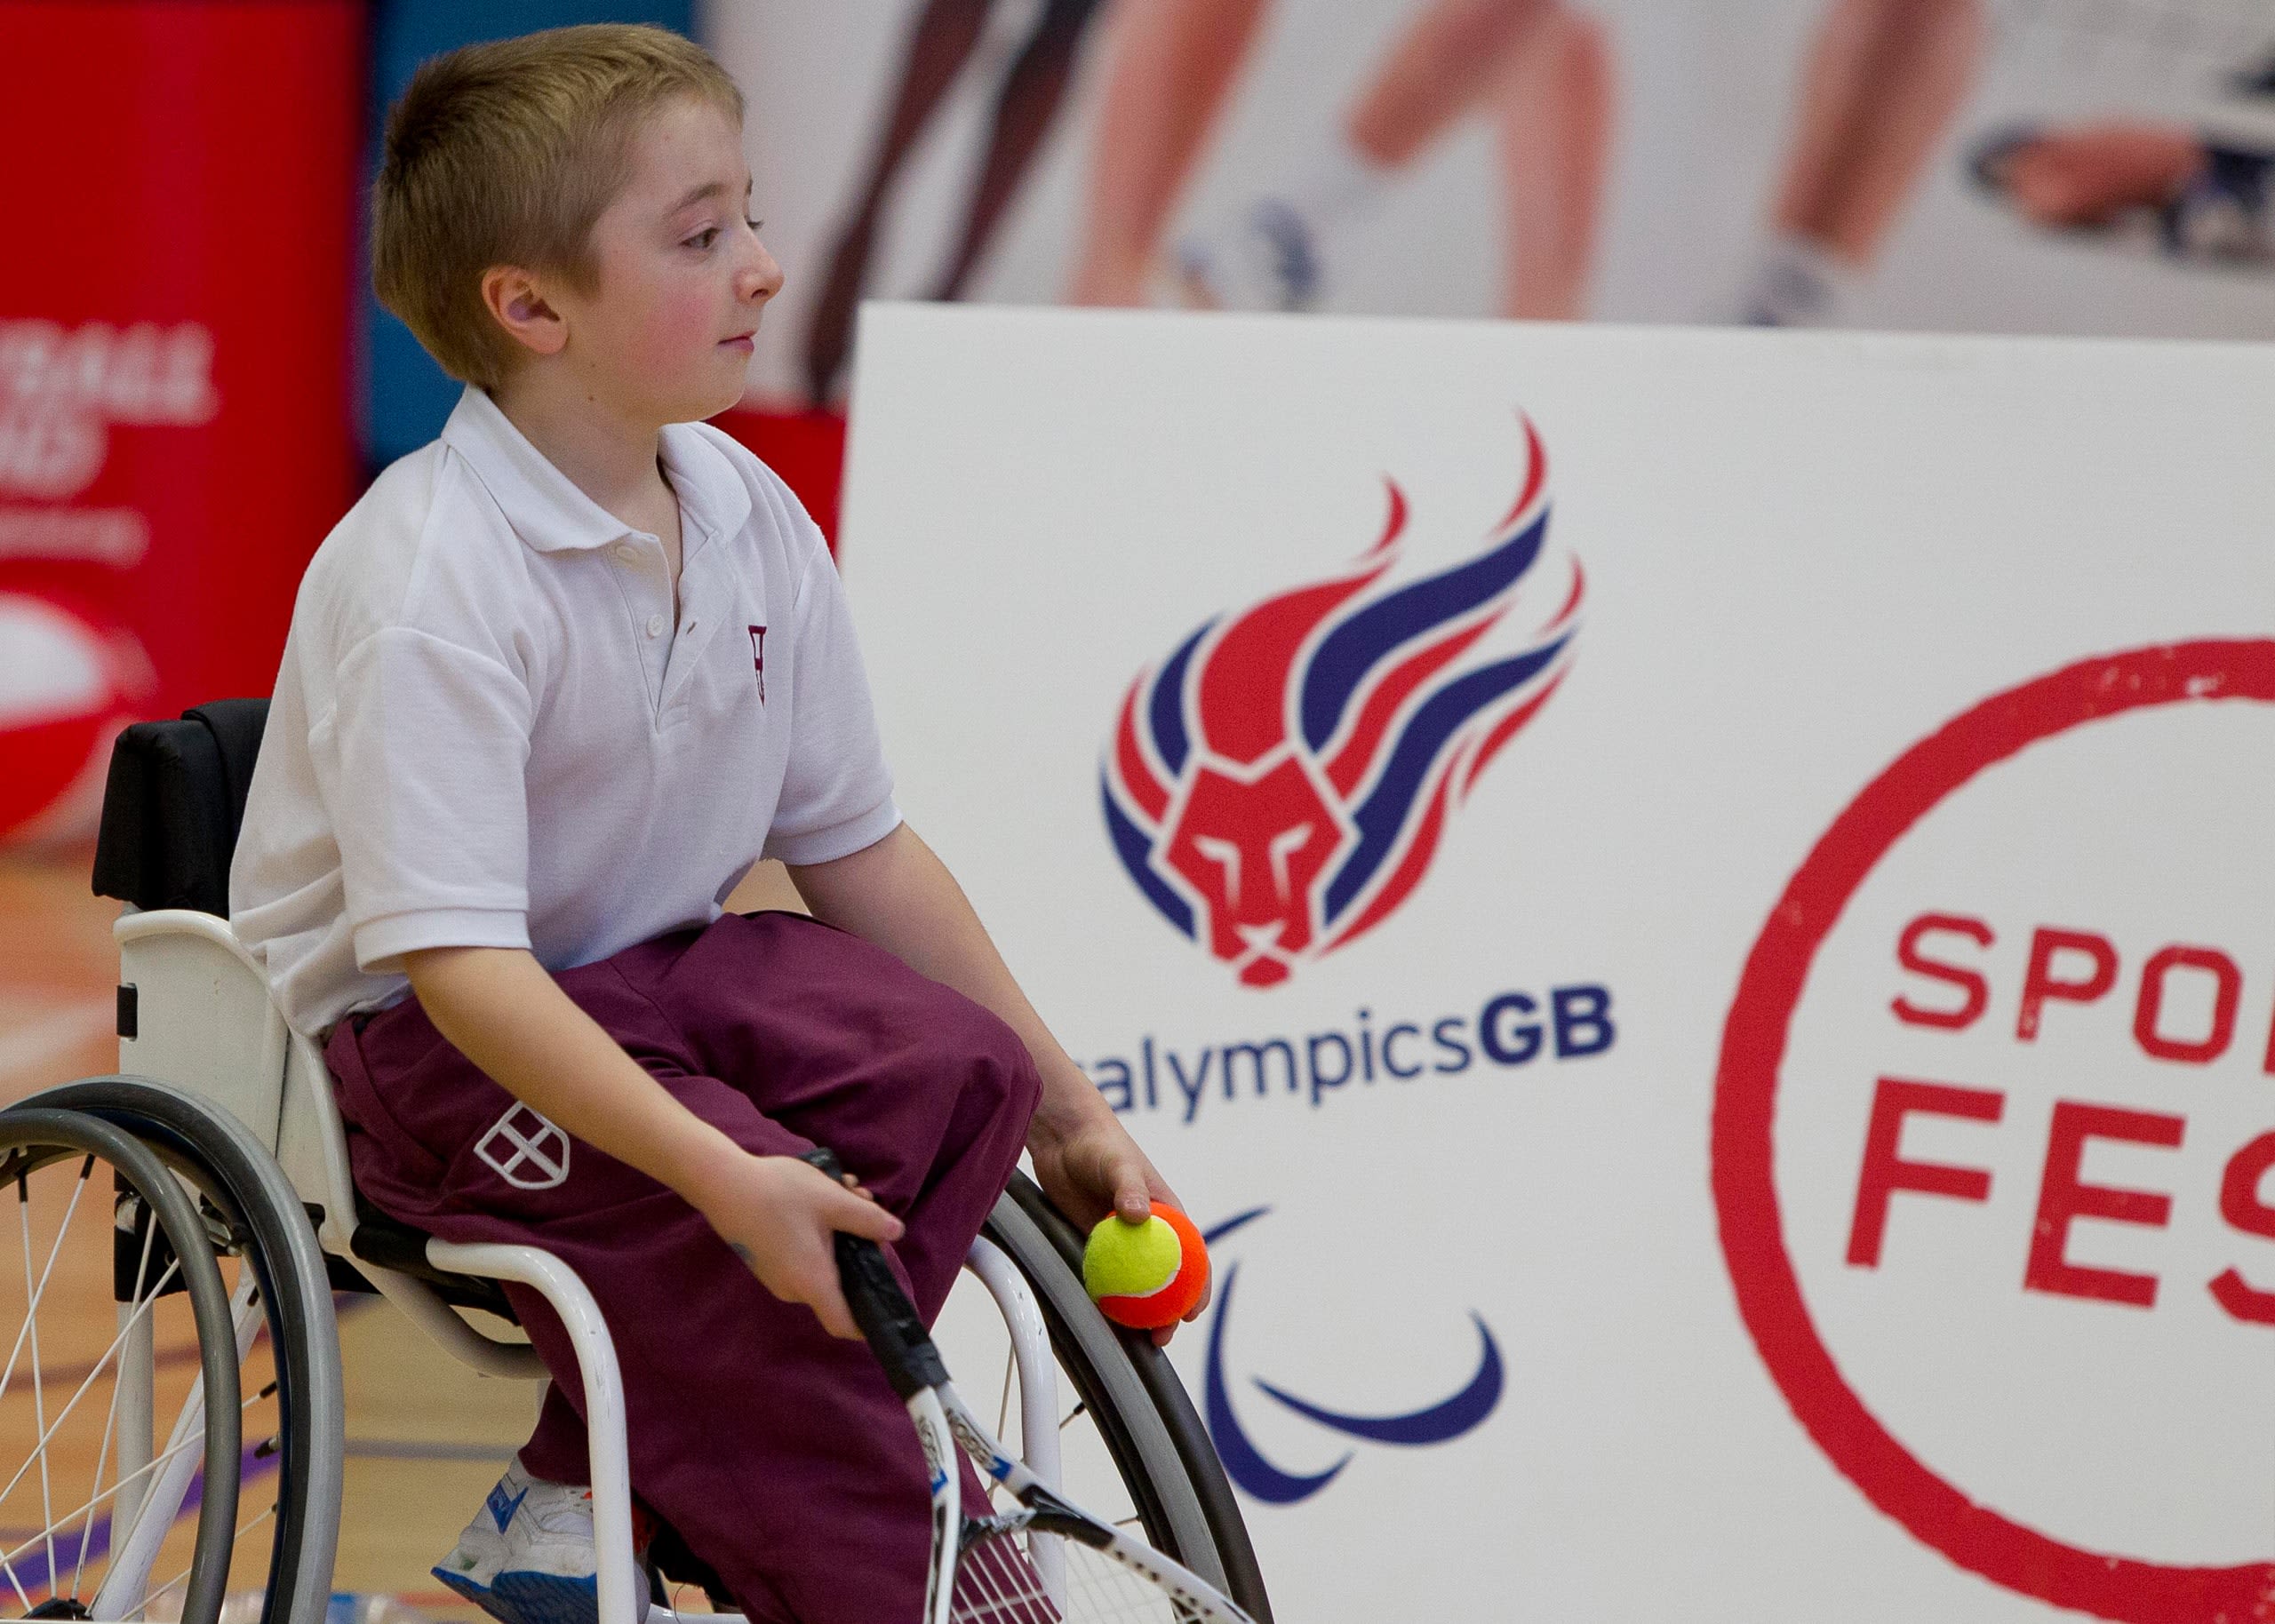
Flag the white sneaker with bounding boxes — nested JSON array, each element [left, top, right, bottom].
[[431, 1461, 646, 1624]]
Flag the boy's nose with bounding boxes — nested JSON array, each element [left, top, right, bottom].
[[744, 239, 784, 305]]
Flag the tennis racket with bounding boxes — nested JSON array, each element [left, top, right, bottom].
[[803, 1150, 1257, 1624]]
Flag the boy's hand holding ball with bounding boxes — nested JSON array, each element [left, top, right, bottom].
[[1084, 1202, 1210, 1330], [1026, 1084, 1204, 1341]]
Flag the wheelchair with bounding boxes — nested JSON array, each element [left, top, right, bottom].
[[0, 701, 1272, 1624]]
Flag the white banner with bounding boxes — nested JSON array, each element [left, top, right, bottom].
[[840, 303, 2275, 1623]]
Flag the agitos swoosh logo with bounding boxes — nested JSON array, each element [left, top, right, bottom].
[[1200, 1208, 1505, 1504]]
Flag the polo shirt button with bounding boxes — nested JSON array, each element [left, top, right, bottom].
[[645, 614, 665, 638], [613, 543, 636, 562]]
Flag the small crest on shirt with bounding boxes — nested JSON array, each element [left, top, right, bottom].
[[747, 624, 768, 703], [475, 1103, 571, 1190]]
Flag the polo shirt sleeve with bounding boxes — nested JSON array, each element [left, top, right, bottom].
[[319, 625, 535, 973], [762, 543, 902, 865]]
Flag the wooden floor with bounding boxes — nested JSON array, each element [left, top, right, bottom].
[[0, 846, 611, 1620]]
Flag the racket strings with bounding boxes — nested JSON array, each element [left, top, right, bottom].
[[949, 1524, 1185, 1624]]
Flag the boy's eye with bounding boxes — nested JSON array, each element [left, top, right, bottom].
[[745, 219, 763, 234], [682, 219, 761, 251]]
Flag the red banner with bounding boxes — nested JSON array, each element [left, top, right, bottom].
[[0, 1, 361, 840]]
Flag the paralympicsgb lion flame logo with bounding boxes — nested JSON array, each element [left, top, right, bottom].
[[1102, 418, 1583, 987]]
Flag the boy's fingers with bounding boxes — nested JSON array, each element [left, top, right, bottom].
[[800, 1159, 900, 1236], [812, 1284, 860, 1341], [792, 1252, 862, 1340], [743, 1247, 859, 1339], [831, 1185, 904, 1242], [1112, 1153, 1153, 1223]]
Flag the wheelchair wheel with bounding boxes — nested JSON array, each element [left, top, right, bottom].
[[3, 1080, 344, 1624], [955, 1174, 1272, 1624], [0, 1106, 240, 1624]]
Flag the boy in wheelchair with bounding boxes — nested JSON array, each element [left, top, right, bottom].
[[224, 25, 1190, 1624]]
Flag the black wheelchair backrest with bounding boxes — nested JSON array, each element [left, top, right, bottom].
[[92, 698, 271, 916]]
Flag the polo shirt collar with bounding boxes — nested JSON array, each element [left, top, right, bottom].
[[659, 419, 753, 553], [440, 386, 753, 555], [443, 386, 627, 553]]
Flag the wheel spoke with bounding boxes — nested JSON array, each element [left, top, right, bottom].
[[0, 1256, 183, 1517], [74, 1214, 159, 1604], [0, 1158, 93, 1410], [19, 1164, 68, 1593], [132, 1553, 193, 1620], [67, 1335, 123, 1604], [0, 1424, 206, 1575], [125, 1494, 275, 1624], [0, 1527, 30, 1612], [0, 1362, 275, 1588], [232, 1500, 276, 1549], [0, 1178, 36, 1613], [227, 1271, 261, 1360]]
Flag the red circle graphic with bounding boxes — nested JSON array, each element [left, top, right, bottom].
[[1712, 639, 2275, 1623]]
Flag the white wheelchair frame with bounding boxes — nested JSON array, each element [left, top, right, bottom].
[[109, 906, 1068, 1624]]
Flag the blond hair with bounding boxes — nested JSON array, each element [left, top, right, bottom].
[[372, 24, 744, 390]]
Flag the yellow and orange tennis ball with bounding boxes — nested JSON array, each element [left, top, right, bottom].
[[1082, 1202, 1209, 1329]]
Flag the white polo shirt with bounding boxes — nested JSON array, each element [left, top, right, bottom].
[[230, 386, 900, 1038]]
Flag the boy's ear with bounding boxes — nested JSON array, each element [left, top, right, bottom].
[[479, 265, 568, 359]]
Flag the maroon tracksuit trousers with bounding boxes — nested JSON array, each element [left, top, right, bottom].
[[323, 911, 1042, 1623]]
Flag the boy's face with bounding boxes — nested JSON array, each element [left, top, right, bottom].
[[549, 95, 780, 426]]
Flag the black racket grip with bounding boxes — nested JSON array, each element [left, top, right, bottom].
[[802, 1148, 947, 1399]]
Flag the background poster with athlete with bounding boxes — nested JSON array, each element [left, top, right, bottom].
[[715, 0, 2275, 407], [842, 302, 2275, 1622], [10, 0, 2271, 853]]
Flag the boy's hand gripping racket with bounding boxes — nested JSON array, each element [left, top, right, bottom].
[[802, 1150, 1257, 1624]]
